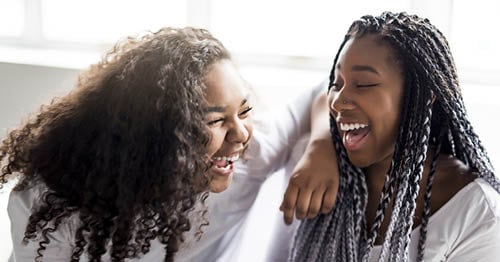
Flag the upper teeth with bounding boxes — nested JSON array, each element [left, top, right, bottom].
[[340, 123, 368, 131], [212, 155, 239, 162]]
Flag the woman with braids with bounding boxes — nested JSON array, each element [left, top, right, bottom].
[[289, 11, 500, 261], [1, 27, 256, 261]]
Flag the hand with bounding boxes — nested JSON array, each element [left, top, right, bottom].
[[279, 139, 339, 225]]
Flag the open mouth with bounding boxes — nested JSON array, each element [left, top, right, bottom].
[[209, 154, 239, 175], [340, 122, 370, 150]]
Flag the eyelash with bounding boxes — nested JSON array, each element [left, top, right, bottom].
[[207, 118, 223, 126], [357, 83, 379, 88], [206, 107, 253, 126], [330, 82, 379, 91], [239, 106, 253, 116]]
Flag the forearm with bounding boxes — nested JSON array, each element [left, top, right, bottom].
[[280, 90, 339, 224], [306, 92, 335, 162]]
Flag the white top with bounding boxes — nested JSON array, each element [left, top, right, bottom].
[[263, 136, 309, 262], [7, 81, 327, 262], [369, 178, 500, 262], [263, 177, 500, 262]]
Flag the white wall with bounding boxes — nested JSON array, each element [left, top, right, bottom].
[[0, 62, 80, 260], [0, 62, 80, 130]]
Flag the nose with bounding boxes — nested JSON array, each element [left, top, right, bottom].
[[329, 88, 355, 113], [227, 119, 249, 144]]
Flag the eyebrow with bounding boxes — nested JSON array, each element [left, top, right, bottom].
[[337, 64, 380, 75], [205, 96, 249, 113], [206, 106, 226, 113]]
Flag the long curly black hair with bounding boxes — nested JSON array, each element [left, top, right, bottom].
[[0, 27, 231, 261], [291, 12, 499, 262]]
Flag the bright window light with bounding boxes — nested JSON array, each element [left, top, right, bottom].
[[41, 0, 187, 44], [450, 0, 500, 71], [0, 0, 24, 37], [210, 0, 410, 57]]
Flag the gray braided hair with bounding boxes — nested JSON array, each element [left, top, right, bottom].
[[290, 11, 499, 262]]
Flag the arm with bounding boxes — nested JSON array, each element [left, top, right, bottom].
[[236, 80, 326, 180], [279, 91, 339, 225]]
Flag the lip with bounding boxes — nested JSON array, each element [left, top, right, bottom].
[[336, 115, 365, 124], [208, 162, 234, 177], [211, 150, 241, 160]]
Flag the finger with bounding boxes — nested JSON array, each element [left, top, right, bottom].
[[321, 186, 338, 214], [280, 185, 299, 225], [294, 188, 313, 220], [306, 190, 323, 219]]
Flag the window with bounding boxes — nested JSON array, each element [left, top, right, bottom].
[[2, 0, 498, 76], [41, 0, 187, 45], [450, 0, 500, 73], [211, 0, 410, 58], [0, 0, 24, 37]]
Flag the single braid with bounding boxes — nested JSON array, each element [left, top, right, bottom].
[[360, 159, 395, 261], [416, 127, 444, 261]]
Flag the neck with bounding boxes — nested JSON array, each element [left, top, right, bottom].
[[364, 156, 393, 192], [364, 148, 441, 199]]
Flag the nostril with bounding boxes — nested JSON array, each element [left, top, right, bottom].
[[229, 123, 249, 144]]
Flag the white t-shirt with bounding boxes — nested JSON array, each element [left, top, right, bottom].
[[7, 81, 327, 262], [262, 177, 500, 262], [369, 178, 500, 262]]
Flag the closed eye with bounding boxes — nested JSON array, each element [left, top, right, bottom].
[[357, 83, 380, 88], [207, 118, 224, 126], [239, 106, 253, 117]]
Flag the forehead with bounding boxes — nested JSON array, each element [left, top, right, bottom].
[[203, 60, 248, 106], [336, 34, 398, 74]]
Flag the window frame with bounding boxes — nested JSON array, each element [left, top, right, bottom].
[[0, 0, 499, 85]]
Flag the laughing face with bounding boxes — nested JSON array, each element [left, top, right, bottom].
[[203, 59, 253, 193], [328, 34, 404, 171]]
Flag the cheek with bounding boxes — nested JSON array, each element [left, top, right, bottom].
[[206, 129, 225, 156], [379, 102, 401, 142], [244, 120, 254, 142]]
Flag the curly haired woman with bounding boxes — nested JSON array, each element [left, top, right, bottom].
[[1, 27, 254, 261], [290, 12, 500, 262]]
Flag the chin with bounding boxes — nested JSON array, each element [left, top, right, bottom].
[[347, 154, 371, 168], [209, 175, 233, 193]]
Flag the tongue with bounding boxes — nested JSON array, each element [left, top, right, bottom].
[[212, 159, 229, 168], [345, 127, 370, 147]]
